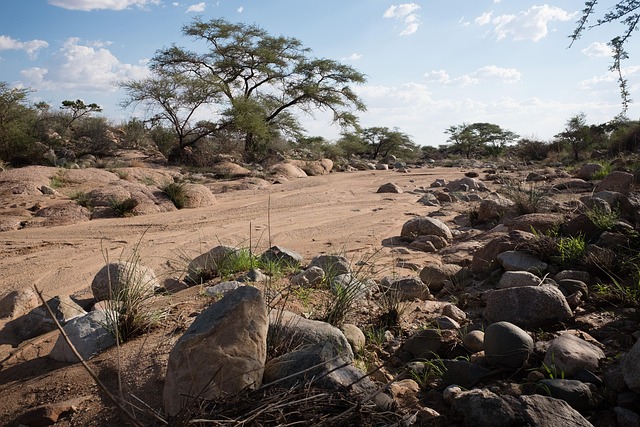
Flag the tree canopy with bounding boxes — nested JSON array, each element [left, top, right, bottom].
[[121, 17, 367, 161], [444, 122, 519, 159], [570, 1, 640, 114]]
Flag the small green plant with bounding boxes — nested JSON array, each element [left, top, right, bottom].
[[375, 286, 409, 331], [109, 168, 129, 180], [557, 234, 586, 264], [591, 162, 612, 180], [49, 172, 66, 189], [541, 353, 565, 379], [70, 190, 92, 209], [500, 179, 547, 215], [161, 181, 188, 209], [586, 206, 620, 232], [109, 197, 138, 217]]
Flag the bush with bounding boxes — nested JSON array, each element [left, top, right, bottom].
[[109, 197, 137, 217], [161, 181, 187, 209], [515, 138, 552, 162]]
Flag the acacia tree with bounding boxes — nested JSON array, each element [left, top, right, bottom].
[[361, 127, 416, 159], [60, 99, 102, 130], [554, 112, 606, 161], [0, 82, 37, 163], [571, 1, 640, 113], [445, 122, 518, 159], [128, 17, 366, 161]]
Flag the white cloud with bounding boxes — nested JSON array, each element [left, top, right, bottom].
[[459, 17, 470, 27], [186, 2, 205, 13], [48, 0, 159, 11], [0, 35, 49, 59], [342, 53, 362, 61], [383, 3, 422, 36], [581, 42, 612, 58], [474, 12, 493, 26], [425, 65, 521, 86], [237, 6, 243, 13], [20, 37, 149, 92], [477, 5, 576, 41]]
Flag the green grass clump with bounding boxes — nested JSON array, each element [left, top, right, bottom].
[[557, 235, 586, 264], [109, 197, 137, 217], [161, 181, 188, 209], [586, 206, 620, 232], [70, 191, 92, 209]]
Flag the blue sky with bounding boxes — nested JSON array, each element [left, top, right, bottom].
[[1, 0, 638, 147]]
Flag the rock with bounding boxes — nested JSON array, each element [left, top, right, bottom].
[[269, 310, 354, 360], [263, 342, 375, 397], [0, 288, 39, 319], [551, 179, 594, 192], [417, 193, 439, 206], [442, 303, 467, 322], [557, 279, 589, 297], [181, 183, 216, 208], [554, 270, 594, 287], [25, 202, 91, 228], [340, 323, 366, 353], [504, 213, 565, 235], [499, 271, 542, 288], [401, 328, 457, 361], [419, 263, 462, 292], [91, 261, 159, 302], [15, 397, 87, 427], [477, 193, 515, 223], [380, 276, 431, 300], [497, 250, 548, 273], [615, 407, 640, 427], [446, 177, 487, 192], [575, 163, 603, 180], [375, 163, 389, 170], [544, 333, 605, 377], [451, 389, 516, 427], [435, 315, 460, 330], [185, 245, 238, 285], [622, 337, 640, 393], [203, 281, 244, 296], [308, 254, 351, 277], [19, 295, 87, 340], [163, 286, 268, 416], [330, 273, 373, 299], [289, 159, 333, 176], [409, 235, 449, 251], [484, 321, 533, 368], [484, 285, 573, 328], [49, 310, 117, 362], [442, 359, 491, 388], [595, 171, 634, 194], [209, 161, 251, 178], [269, 162, 308, 179], [470, 230, 535, 274], [536, 379, 600, 411], [463, 330, 485, 353], [260, 246, 304, 267], [377, 182, 403, 193], [563, 214, 602, 242], [401, 216, 453, 242], [290, 266, 325, 287], [519, 394, 594, 426]]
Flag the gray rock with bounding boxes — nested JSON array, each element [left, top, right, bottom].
[[463, 330, 485, 353], [340, 323, 366, 353], [441, 359, 491, 388], [553, 270, 594, 286], [470, 230, 536, 274], [557, 279, 589, 297], [544, 333, 605, 377], [290, 266, 325, 287], [615, 407, 640, 427], [49, 310, 116, 362], [536, 379, 600, 412], [308, 254, 351, 277], [0, 288, 39, 319], [417, 193, 439, 206], [185, 245, 238, 285], [269, 310, 353, 360], [574, 163, 603, 180], [484, 285, 573, 329], [451, 389, 516, 427], [330, 273, 373, 299], [377, 182, 403, 193], [477, 193, 515, 223], [435, 315, 460, 330], [401, 328, 457, 361], [163, 286, 268, 416], [497, 250, 548, 273], [519, 394, 594, 426], [623, 337, 640, 393], [419, 263, 462, 292], [204, 281, 244, 296], [260, 246, 304, 267], [263, 342, 375, 397], [446, 177, 487, 192], [19, 295, 87, 340], [484, 321, 533, 368], [91, 261, 159, 302], [380, 276, 431, 300], [442, 303, 467, 322], [499, 271, 542, 288], [595, 171, 634, 194], [400, 216, 453, 242]]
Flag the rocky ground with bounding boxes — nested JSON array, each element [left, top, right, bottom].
[[0, 153, 639, 426]]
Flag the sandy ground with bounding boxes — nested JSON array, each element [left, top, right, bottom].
[[0, 166, 474, 425]]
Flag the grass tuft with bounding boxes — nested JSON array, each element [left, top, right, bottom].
[[161, 181, 188, 209]]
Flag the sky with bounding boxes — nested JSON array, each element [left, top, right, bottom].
[[1, 0, 639, 147]]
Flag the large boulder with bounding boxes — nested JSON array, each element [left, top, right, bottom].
[[185, 245, 238, 285], [401, 216, 453, 242], [450, 389, 516, 427], [595, 170, 634, 194], [622, 336, 640, 392], [91, 261, 160, 302], [484, 285, 573, 329], [470, 230, 535, 274], [163, 286, 268, 416], [19, 295, 87, 340], [379, 276, 431, 300], [268, 163, 308, 179], [518, 394, 594, 426], [181, 183, 216, 208], [574, 163, 603, 180], [419, 263, 463, 293], [49, 310, 117, 362], [477, 193, 515, 223], [544, 333, 605, 377], [484, 321, 533, 368]]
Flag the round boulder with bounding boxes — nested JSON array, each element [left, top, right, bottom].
[[484, 321, 534, 368], [401, 216, 453, 242], [91, 261, 160, 302]]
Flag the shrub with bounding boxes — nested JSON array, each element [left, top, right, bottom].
[[500, 179, 547, 215], [586, 206, 620, 232], [70, 191, 92, 209]]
